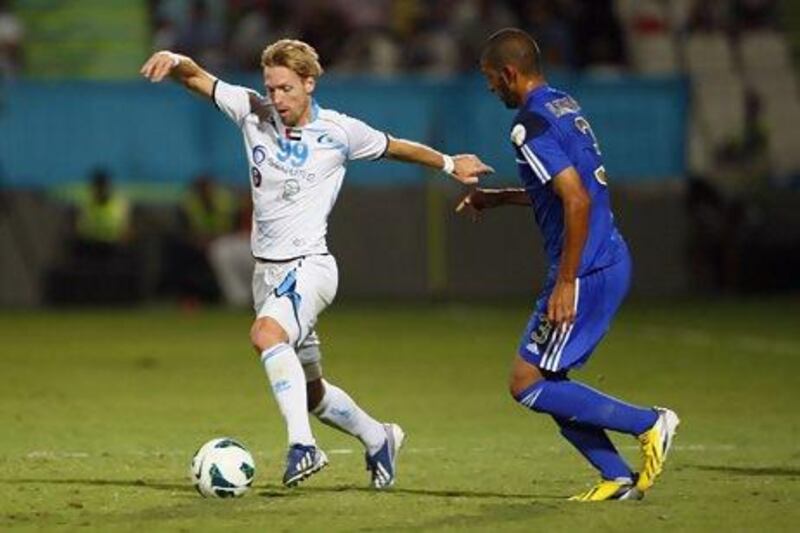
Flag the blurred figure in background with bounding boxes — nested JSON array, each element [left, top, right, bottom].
[[174, 0, 225, 72], [75, 169, 132, 247], [0, 0, 23, 78], [46, 168, 139, 304], [160, 174, 235, 304], [207, 190, 254, 307]]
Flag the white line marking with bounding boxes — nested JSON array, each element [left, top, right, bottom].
[[21, 443, 733, 461]]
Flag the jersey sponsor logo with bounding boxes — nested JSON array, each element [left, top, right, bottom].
[[545, 96, 581, 118], [264, 156, 317, 183], [252, 145, 267, 165], [251, 166, 262, 187], [510, 123, 526, 147]]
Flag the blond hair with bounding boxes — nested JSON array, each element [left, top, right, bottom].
[[261, 39, 324, 79]]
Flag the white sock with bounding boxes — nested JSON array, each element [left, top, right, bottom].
[[312, 380, 385, 455], [261, 344, 315, 446]]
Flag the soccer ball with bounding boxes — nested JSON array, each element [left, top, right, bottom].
[[190, 437, 256, 498]]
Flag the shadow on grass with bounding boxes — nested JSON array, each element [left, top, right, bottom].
[[259, 484, 562, 500], [688, 465, 800, 477], [10, 478, 563, 501], [9, 478, 192, 492]]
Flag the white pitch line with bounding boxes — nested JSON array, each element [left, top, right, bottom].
[[21, 444, 734, 461]]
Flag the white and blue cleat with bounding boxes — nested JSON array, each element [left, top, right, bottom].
[[365, 423, 405, 489], [282, 443, 328, 487]]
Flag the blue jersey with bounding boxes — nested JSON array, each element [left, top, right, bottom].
[[511, 85, 626, 278]]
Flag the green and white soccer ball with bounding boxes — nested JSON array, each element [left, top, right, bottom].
[[190, 437, 256, 498]]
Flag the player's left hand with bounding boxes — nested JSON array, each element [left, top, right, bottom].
[[450, 154, 494, 185], [547, 279, 577, 326]]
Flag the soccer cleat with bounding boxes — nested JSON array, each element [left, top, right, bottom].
[[282, 443, 328, 487], [636, 407, 680, 492], [365, 423, 405, 489], [568, 477, 643, 502]]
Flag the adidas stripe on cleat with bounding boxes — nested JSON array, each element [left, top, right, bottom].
[[636, 407, 680, 492], [282, 443, 328, 487]]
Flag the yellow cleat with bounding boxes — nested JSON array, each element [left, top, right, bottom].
[[636, 407, 680, 492], [569, 478, 643, 502]]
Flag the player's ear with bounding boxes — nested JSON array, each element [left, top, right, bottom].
[[304, 76, 316, 95], [500, 64, 516, 86]]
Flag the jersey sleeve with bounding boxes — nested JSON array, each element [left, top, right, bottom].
[[212, 79, 255, 125], [337, 114, 389, 161], [511, 111, 572, 184]]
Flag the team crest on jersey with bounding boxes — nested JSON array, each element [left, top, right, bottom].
[[510, 123, 526, 147]]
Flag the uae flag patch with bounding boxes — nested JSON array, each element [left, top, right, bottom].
[[285, 128, 302, 141]]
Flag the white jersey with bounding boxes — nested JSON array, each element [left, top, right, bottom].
[[213, 79, 388, 260]]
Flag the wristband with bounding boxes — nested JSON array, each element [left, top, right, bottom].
[[441, 154, 455, 175]]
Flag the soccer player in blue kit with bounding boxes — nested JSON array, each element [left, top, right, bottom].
[[457, 29, 680, 501]]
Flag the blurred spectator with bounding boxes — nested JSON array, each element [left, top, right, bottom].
[[46, 169, 141, 304], [228, 0, 301, 71], [0, 0, 23, 78], [451, 0, 517, 72], [732, 0, 779, 31], [572, 0, 629, 72], [174, 0, 225, 71], [207, 190, 254, 307], [159, 175, 235, 304], [518, 0, 575, 68], [151, 16, 178, 51], [75, 169, 132, 245], [403, 2, 460, 75], [294, 0, 352, 70], [335, 29, 401, 76], [688, 0, 731, 33]]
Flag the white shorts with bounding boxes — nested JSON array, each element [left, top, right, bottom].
[[252, 254, 338, 378]]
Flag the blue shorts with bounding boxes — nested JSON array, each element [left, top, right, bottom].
[[519, 254, 631, 373]]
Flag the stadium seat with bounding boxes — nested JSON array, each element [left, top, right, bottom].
[[685, 33, 735, 78], [692, 74, 746, 149], [740, 31, 791, 78], [631, 34, 679, 74]]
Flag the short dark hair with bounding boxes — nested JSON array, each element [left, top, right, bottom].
[[481, 28, 542, 75]]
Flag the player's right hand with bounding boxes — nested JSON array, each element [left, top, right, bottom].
[[455, 188, 492, 222], [451, 154, 494, 185], [140, 51, 182, 83]]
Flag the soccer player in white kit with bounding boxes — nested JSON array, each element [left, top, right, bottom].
[[141, 39, 493, 489]]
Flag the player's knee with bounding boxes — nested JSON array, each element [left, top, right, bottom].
[[250, 318, 289, 353], [508, 356, 544, 398]]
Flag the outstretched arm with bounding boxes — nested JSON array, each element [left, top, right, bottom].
[[455, 187, 531, 221], [384, 137, 494, 185], [140, 51, 215, 99]]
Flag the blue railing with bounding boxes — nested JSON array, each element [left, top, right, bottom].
[[0, 73, 688, 187]]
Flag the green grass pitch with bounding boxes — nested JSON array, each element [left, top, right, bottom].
[[1, 298, 798, 531]]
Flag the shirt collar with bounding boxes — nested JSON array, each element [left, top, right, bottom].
[[522, 84, 550, 108]]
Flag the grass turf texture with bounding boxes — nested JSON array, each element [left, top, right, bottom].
[[1, 299, 798, 531]]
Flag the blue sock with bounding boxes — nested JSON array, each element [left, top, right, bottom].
[[515, 378, 657, 435], [554, 416, 633, 480]]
